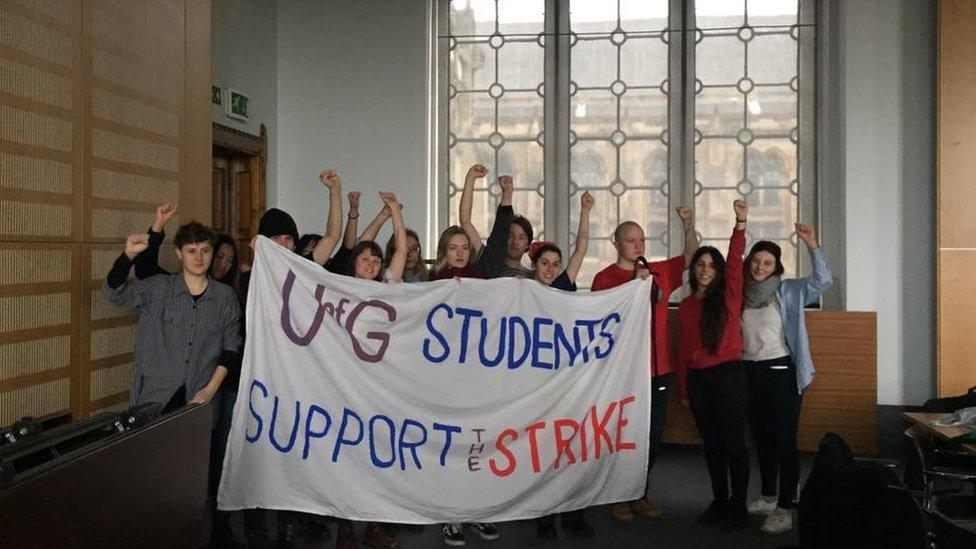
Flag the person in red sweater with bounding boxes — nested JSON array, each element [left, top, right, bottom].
[[591, 205, 697, 523], [678, 199, 749, 529]]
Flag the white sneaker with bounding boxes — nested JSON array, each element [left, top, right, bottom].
[[747, 495, 778, 515], [759, 507, 793, 534]]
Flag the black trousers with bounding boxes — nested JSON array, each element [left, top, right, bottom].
[[687, 362, 749, 506], [744, 356, 802, 509], [645, 373, 671, 492], [536, 509, 586, 528]]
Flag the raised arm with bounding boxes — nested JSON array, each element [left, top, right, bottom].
[[459, 164, 488, 256], [310, 169, 343, 264], [358, 199, 392, 244], [103, 234, 150, 308], [795, 223, 833, 304], [565, 191, 594, 283], [342, 191, 361, 249], [134, 203, 176, 279], [380, 191, 408, 283], [676, 205, 698, 265], [724, 199, 748, 310]]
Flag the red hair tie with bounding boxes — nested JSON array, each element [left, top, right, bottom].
[[529, 240, 556, 258]]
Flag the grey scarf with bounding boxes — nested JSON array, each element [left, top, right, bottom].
[[744, 275, 781, 308]]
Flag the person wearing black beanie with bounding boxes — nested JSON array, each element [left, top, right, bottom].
[[258, 207, 299, 250]]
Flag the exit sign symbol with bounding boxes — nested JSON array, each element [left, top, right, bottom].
[[223, 87, 250, 121]]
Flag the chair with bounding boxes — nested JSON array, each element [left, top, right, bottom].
[[903, 425, 976, 517]]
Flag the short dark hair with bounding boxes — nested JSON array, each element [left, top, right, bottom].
[[347, 240, 384, 281], [511, 215, 534, 242], [173, 221, 216, 249], [745, 240, 786, 278]]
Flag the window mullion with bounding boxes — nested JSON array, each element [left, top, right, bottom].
[[545, 0, 570, 249], [798, 0, 817, 278], [667, 0, 694, 259]]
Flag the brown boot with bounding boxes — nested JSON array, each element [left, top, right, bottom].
[[631, 498, 663, 519], [610, 502, 634, 522]]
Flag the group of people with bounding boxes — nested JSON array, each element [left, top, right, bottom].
[[104, 163, 831, 548]]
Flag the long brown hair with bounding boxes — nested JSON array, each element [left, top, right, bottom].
[[689, 246, 727, 354], [385, 228, 428, 280], [431, 225, 471, 275]]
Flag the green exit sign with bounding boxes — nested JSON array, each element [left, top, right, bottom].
[[222, 87, 250, 121]]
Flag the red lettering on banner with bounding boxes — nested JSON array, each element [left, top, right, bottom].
[[615, 395, 636, 451], [590, 401, 617, 459], [488, 428, 518, 477], [552, 418, 579, 469], [525, 421, 547, 473]]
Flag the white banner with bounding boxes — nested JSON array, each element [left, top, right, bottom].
[[218, 237, 653, 523]]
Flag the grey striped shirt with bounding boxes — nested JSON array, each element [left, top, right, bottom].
[[103, 273, 242, 407]]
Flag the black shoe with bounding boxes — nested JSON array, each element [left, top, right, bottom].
[[723, 504, 749, 530], [696, 500, 729, 524], [562, 519, 596, 540], [536, 521, 557, 541]]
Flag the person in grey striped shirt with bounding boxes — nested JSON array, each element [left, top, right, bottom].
[[103, 221, 242, 412]]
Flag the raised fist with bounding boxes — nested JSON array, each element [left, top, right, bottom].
[[497, 175, 514, 196], [153, 203, 177, 231], [795, 223, 817, 248], [733, 199, 748, 220], [347, 191, 361, 210], [379, 191, 400, 212], [124, 234, 149, 259], [675, 205, 692, 223], [466, 164, 488, 180], [580, 190, 594, 212], [320, 169, 340, 190]]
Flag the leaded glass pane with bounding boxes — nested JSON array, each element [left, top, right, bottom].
[[448, 0, 546, 239], [693, 0, 802, 277], [570, 0, 670, 289]]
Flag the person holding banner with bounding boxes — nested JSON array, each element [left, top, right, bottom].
[[741, 224, 831, 535], [429, 166, 499, 281], [240, 171, 343, 548], [678, 199, 750, 529], [590, 205, 697, 523], [529, 190, 593, 293], [459, 164, 532, 279], [343, 191, 407, 284], [530, 190, 598, 540], [434, 164, 501, 546], [385, 228, 428, 282]]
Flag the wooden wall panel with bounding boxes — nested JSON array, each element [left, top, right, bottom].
[[663, 310, 878, 455], [938, 250, 976, 396], [938, 0, 976, 397], [0, 0, 211, 427]]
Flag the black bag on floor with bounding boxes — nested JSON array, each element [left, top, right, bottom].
[[923, 386, 976, 413], [797, 432, 926, 549]]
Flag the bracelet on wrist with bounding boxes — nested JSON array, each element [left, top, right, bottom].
[[348, 213, 359, 219], [736, 217, 747, 223]]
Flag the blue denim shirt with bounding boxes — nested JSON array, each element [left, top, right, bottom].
[[776, 246, 832, 393]]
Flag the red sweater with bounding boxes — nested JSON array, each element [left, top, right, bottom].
[[429, 263, 484, 280], [591, 255, 685, 377], [677, 227, 746, 400]]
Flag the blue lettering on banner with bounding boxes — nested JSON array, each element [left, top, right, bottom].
[[245, 378, 462, 471], [420, 304, 623, 370]]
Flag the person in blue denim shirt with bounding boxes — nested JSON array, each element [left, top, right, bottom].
[[740, 223, 832, 535]]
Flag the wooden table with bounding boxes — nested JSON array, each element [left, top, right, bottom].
[[904, 411, 976, 457]]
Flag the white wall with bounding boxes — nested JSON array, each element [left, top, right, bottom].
[[212, 0, 278, 204], [274, 0, 430, 246], [839, 0, 935, 405]]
